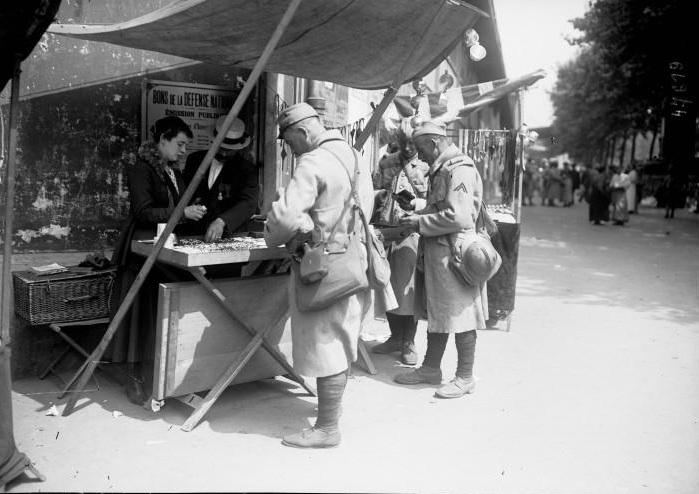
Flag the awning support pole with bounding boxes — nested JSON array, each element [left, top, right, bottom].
[[354, 0, 449, 151], [61, 0, 304, 416], [1, 63, 21, 348]]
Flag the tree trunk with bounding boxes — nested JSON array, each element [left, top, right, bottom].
[[649, 128, 658, 160], [608, 136, 618, 167], [601, 138, 609, 166], [630, 131, 637, 164], [619, 130, 628, 168]]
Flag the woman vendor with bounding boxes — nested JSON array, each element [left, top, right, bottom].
[[110, 115, 206, 405]]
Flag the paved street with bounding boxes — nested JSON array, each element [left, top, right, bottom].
[[7, 201, 699, 493]]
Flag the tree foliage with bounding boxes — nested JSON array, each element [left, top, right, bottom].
[[551, 0, 696, 164]]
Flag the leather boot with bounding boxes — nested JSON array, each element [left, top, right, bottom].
[[435, 330, 477, 399], [124, 364, 147, 406], [282, 371, 347, 449], [400, 317, 418, 366], [394, 365, 442, 385], [373, 313, 404, 354]]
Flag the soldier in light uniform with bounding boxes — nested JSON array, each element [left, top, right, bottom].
[[265, 103, 374, 448], [394, 121, 488, 399], [371, 121, 429, 365]]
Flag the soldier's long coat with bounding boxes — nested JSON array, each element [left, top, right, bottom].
[[265, 129, 374, 377], [415, 144, 488, 333]]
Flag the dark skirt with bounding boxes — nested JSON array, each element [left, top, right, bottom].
[[589, 189, 610, 222]]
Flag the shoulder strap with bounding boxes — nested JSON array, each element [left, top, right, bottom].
[[318, 144, 360, 247]]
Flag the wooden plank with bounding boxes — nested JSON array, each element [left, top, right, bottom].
[[156, 275, 293, 399], [131, 240, 289, 268], [153, 285, 170, 401], [164, 289, 180, 401]]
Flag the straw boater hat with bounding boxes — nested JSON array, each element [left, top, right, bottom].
[[214, 116, 250, 150]]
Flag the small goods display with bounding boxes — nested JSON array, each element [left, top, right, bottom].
[[486, 203, 516, 223], [174, 236, 268, 252]]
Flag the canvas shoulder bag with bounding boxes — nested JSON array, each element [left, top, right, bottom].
[[294, 144, 369, 311]]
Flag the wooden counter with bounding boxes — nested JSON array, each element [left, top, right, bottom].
[[131, 239, 289, 268]]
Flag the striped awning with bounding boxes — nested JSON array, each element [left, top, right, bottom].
[[392, 69, 547, 122]]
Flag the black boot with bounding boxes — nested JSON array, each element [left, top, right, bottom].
[[373, 313, 404, 354], [394, 332, 447, 385], [282, 370, 347, 448], [436, 330, 477, 398], [124, 363, 147, 406]]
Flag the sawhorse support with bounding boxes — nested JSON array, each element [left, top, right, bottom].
[[176, 268, 316, 432], [38, 318, 120, 398]]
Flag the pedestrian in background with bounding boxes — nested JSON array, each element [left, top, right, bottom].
[[609, 165, 630, 225], [561, 162, 574, 207], [664, 165, 684, 219], [545, 162, 562, 206], [588, 165, 611, 225], [393, 121, 487, 399], [626, 162, 639, 214]]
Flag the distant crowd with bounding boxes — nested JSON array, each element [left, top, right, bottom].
[[522, 159, 696, 225]]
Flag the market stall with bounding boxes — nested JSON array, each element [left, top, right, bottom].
[[38, 0, 489, 421], [457, 128, 522, 330]]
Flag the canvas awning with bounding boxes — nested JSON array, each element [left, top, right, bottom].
[[47, 0, 489, 90]]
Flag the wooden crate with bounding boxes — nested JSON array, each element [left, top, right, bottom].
[[153, 274, 292, 400]]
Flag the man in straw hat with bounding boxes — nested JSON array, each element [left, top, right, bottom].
[[393, 120, 488, 399], [264, 102, 374, 448], [372, 119, 429, 365], [184, 116, 259, 242]]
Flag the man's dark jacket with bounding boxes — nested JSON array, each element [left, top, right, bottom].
[[184, 150, 259, 236]]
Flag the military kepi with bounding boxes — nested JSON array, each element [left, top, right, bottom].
[[277, 102, 320, 138], [412, 120, 447, 139]]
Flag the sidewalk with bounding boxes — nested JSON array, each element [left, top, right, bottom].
[[7, 202, 699, 493]]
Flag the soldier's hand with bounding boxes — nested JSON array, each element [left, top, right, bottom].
[[398, 214, 420, 231], [205, 218, 226, 242]]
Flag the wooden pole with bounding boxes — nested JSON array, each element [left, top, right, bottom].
[[1, 64, 21, 348], [354, 0, 450, 151], [61, 0, 305, 416]]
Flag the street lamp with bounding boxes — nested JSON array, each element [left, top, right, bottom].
[[465, 28, 486, 62]]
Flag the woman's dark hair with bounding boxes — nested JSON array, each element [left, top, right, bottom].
[[150, 116, 194, 142]]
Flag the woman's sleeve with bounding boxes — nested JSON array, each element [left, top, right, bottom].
[[128, 164, 174, 224]]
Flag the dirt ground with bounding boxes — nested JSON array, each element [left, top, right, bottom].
[[6, 201, 699, 493]]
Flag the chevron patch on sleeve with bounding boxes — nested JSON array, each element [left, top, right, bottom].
[[454, 183, 467, 193]]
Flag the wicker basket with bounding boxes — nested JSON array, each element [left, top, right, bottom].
[[13, 267, 116, 326]]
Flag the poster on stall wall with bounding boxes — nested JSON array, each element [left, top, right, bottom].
[[142, 79, 237, 169]]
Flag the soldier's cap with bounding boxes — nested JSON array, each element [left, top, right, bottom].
[[412, 120, 447, 139], [277, 102, 320, 138]]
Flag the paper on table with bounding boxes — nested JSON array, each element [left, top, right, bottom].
[[30, 263, 69, 275]]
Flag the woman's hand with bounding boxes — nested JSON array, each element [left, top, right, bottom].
[[184, 204, 207, 221]]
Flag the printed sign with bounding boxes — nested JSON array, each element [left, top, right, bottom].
[[142, 79, 237, 152]]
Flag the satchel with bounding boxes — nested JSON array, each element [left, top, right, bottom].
[[356, 206, 391, 289], [294, 144, 371, 311], [294, 231, 369, 311]]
